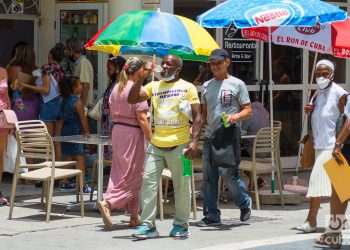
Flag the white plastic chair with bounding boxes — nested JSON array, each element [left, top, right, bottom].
[[8, 120, 84, 222]]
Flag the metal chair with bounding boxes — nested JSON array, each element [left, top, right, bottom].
[[8, 120, 84, 222]]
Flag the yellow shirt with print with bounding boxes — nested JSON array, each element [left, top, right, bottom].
[[144, 79, 200, 148]]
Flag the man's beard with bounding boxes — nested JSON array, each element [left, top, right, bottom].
[[160, 69, 176, 82]]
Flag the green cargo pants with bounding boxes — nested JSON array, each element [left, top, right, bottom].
[[140, 143, 191, 228]]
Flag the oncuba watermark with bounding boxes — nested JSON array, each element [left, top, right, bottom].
[[323, 214, 349, 247]]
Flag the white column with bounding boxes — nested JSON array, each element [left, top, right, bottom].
[[38, 0, 56, 66], [108, 0, 142, 20], [160, 0, 174, 13]]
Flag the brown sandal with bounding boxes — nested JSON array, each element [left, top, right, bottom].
[[97, 200, 113, 230]]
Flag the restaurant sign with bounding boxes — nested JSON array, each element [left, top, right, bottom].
[[223, 26, 257, 63]]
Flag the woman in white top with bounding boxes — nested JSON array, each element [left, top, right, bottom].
[[296, 59, 347, 233]]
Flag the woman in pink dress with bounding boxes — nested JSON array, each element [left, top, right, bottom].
[[0, 67, 11, 183], [98, 57, 152, 229]]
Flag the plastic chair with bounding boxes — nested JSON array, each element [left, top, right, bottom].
[[239, 121, 284, 210], [8, 120, 84, 222]]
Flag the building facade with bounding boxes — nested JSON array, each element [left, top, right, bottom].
[[1, 0, 349, 164]]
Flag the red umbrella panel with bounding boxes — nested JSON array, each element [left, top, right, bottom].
[[242, 19, 350, 59], [332, 20, 350, 59]]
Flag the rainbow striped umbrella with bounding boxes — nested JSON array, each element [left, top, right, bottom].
[[85, 10, 219, 62]]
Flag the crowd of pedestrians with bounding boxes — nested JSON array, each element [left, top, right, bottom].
[[1, 41, 350, 248]]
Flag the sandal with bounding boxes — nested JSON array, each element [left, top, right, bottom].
[[315, 232, 342, 249], [97, 200, 113, 230]]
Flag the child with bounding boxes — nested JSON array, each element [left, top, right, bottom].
[[56, 77, 89, 190]]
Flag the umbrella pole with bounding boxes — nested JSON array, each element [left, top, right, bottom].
[[152, 54, 156, 81], [268, 26, 276, 194], [295, 52, 318, 177]]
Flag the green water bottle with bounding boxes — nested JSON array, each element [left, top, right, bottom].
[[221, 112, 230, 128], [181, 154, 193, 176]]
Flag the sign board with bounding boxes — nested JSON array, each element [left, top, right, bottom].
[[223, 26, 257, 63]]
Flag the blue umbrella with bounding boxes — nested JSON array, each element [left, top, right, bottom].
[[198, 0, 347, 28], [198, 0, 347, 192]]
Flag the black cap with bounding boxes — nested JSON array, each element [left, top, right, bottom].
[[209, 49, 229, 61]]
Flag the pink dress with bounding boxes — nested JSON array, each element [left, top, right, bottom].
[[104, 81, 148, 215], [0, 78, 11, 135]]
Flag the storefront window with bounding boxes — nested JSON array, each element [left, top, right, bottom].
[[273, 90, 302, 156], [0, 19, 34, 67], [59, 9, 99, 96], [175, 1, 216, 85], [264, 44, 303, 84]]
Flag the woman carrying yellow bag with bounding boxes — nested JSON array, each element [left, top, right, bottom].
[[296, 60, 347, 233], [316, 98, 350, 248]]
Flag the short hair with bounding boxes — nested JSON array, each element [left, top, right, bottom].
[[165, 55, 183, 70], [49, 43, 65, 63], [67, 38, 84, 53], [178, 57, 183, 69]]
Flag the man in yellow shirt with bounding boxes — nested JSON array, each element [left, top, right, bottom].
[[128, 55, 201, 239]]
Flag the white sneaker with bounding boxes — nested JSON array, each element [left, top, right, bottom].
[[295, 221, 317, 233]]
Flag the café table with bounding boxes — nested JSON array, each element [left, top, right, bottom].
[[53, 134, 111, 203], [241, 135, 256, 139]]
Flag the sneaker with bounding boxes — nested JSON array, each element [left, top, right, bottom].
[[132, 223, 159, 239], [295, 221, 317, 233], [240, 198, 252, 222], [196, 217, 221, 227], [169, 224, 190, 238]]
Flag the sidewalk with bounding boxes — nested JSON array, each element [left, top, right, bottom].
[[0, 185, 333, 250]]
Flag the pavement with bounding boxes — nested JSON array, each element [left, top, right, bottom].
[[0, 172, 348, 250]]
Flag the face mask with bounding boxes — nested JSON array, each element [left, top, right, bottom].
[[316, 77, 331, 89], [160, 73, 176, 82]]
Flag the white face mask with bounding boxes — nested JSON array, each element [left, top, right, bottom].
[[158, 73, 176, 82], [316, 77, 331, 89]]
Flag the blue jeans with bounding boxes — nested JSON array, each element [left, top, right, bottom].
[[202, 140, 251, 222]]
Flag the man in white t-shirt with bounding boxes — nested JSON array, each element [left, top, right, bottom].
[[67, 38, 94, 108]]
